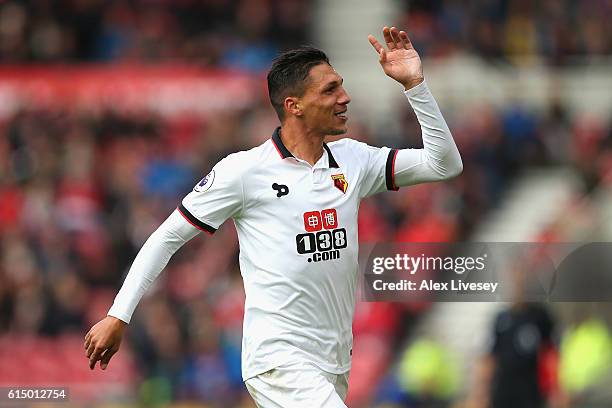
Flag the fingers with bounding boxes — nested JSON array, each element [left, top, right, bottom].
[[376, 27, 412, 52], [383, 26, 396, 50], [368, 34, 387, 63], [100, 346, 118, 370], [86, 340, 96, 359], [399, 30, 414, 50], [390, 27, 403, 48], [85, 331, 109, 370], [367, 34, 383, 53], [89, 346, 104, 370], [84, 318, 125, 370], [84, 332, 91, 352]]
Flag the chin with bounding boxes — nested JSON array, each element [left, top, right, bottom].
[[327, 125, 348, 136]]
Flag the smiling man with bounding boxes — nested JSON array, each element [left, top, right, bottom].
[[84, 27, 462, 407]]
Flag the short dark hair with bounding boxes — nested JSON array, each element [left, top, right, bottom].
[[267, 46, 330, 121]]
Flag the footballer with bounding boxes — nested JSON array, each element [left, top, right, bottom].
[[84, 26, 462, 407]]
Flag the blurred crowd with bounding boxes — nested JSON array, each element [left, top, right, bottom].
[[400, 0, 612, 64], [1, 0, 612, 407], [2, 84, 612, 406], [0, 0, 310, 70], [2, 0, 612, 67]]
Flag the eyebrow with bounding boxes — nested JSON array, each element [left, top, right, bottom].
[[323, 78, 343, 90]]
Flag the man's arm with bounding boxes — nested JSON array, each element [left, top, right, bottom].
[[392, 81, 463, 186], [368, 27, 462, 187], [84, 209, 199, 370]]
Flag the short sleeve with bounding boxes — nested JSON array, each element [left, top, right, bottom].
[[350, 140, 399, 198], [178, 155, 244, 234]]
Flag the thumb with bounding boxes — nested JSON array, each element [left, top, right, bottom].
[[379, 48, 386, 64]]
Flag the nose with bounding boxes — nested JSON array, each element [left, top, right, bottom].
[[338, 87, 351, 105]]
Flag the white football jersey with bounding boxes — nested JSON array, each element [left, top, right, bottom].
[[107, 81, 462, 382], [179, 129, 398, 380]]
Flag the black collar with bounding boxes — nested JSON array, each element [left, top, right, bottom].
[[271, 127, 339, 168], [323, 144, 339, 168]]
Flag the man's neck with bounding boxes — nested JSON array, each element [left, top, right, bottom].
[[279, 122, 325, 166]]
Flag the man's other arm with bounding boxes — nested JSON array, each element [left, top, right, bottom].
[[84, 210, 199, 370]]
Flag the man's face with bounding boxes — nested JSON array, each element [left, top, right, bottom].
[[298, 63, 351, 136]]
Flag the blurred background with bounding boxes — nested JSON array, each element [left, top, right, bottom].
[[1, 0, 612, 407]]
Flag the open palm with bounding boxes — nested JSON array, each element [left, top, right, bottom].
[[368, 27, 424, 89]]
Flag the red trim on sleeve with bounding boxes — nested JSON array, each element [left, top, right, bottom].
[[177, 207, 214, 235], [391, 149, 399, 191]]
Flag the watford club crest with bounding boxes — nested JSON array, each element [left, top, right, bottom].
[[331, 174, 348, 194]]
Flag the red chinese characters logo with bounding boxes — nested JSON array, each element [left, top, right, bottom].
[[321, 209, 338, 229], [303, 211, 322, 232], [303, 209, 338, 231]]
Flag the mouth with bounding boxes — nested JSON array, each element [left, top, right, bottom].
[[335, 110, 348, 121]]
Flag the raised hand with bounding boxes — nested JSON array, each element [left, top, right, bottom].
[[368, 26, 424, 90]]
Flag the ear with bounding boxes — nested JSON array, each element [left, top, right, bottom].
[[284, 97, 303, 117]]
